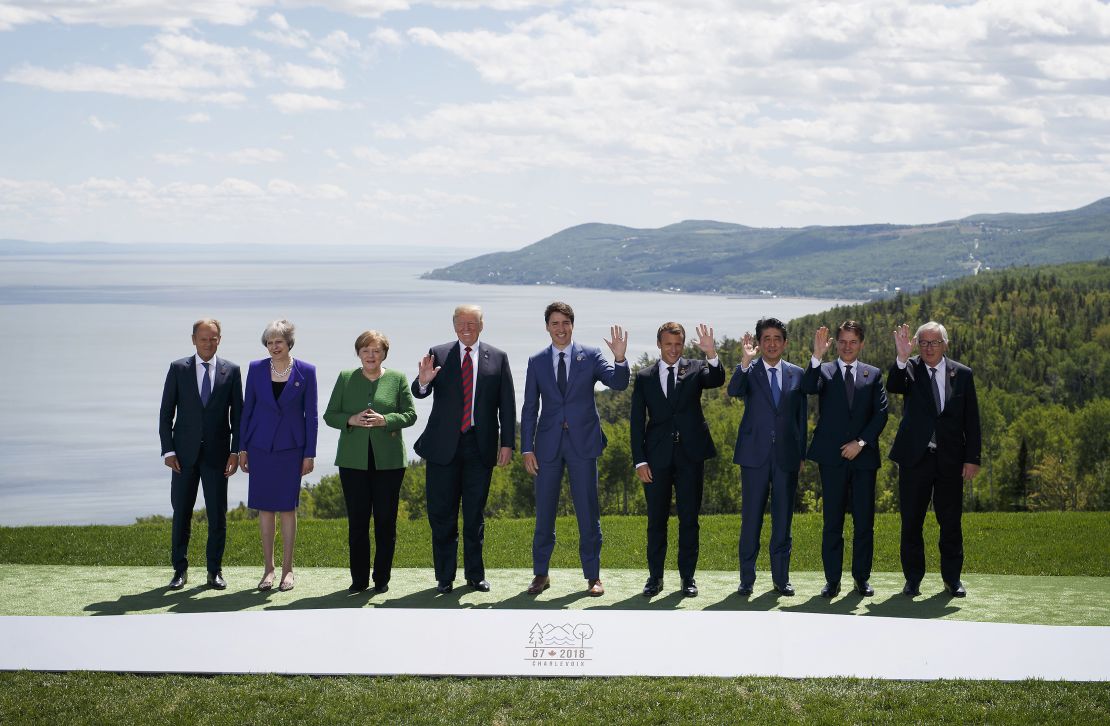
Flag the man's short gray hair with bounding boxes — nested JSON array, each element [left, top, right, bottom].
[[453, 304, 483, 321], [261, 319, 296, 349], [915, 321, 948, 344]]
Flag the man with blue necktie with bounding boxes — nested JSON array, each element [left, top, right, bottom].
[[729, 317, 807, 597], [159, 319, 243, 591], [521, 301, 629, 597]]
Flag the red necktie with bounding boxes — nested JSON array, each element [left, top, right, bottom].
[[460, 347, 474, 432]]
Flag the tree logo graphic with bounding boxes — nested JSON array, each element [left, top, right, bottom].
[[525, 622, 596, 666]]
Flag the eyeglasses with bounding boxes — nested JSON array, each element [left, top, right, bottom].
[[918, 340, 945, 349]]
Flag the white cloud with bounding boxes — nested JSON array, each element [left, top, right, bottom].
[[268, 92, 352, 113], [4, 32, 267, 102], [252, 12, 311, 48], [182, 112, 212, 123], [0, 1, 264, 30], [86, 115, 116, 132], [369, 27, 403, 46], [276, 62, 345, 89], [226, 147, 286, 164]]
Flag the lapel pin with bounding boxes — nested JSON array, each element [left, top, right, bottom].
[[295, 381, 301, 387], [576, 353, 584, 361], [863, 370, 869, 378]]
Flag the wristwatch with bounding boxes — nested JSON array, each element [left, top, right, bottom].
[[857, 439, 866, 447]]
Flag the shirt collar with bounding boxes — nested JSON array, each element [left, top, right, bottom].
[[457, 340, 478, 356], [195, 353, 216, 369]]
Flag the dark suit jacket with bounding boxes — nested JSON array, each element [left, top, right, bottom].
[[630, 357, 725, 469], [159, 355, 243, 468], [887, 356, 981, 477], [803, 360, 889, 470], [521, 342, 629, 462], [727, 359, 807, 470], [240, 358, 318, 456], [412, 340, 516, 469]]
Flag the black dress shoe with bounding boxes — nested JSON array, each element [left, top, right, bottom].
[[681, 578, 698, 598], [820, 582, 841, 598], [436, 581, 453, 594], [467, 579, 491, 592], [348, 582, 369, 594], [373, 583, 389, 593], [944, 580, 967, 598], [642, 576, 663, 597], [903, 581, 921, 597], [773, 582, 795, 597], [168, 570, 187, 590], [854, 580, 875, 597], [737, 583, 754, 597], [207, 571, 227, 590]]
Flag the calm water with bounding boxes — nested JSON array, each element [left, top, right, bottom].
[[0, 246, 856, 525]]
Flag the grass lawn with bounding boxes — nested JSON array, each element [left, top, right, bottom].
[[1, 512, 1108, 724]]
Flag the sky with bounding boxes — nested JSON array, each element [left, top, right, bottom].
[[1, 0, 1108, 251]]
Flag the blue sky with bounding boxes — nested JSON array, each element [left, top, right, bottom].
[[1, 0, 1108, 250]]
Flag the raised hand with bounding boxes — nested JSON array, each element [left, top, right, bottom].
[[741, 331, 759, 366], [813, 326, 831, 359], [417, 353, 441, 387], [893, 323, 914, 363], [694, 323, 716, 358], [604, 324, 628, 362]]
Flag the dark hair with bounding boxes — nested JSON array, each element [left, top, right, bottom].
[[755, 317, 788, 341], [544, 301, 575, 324], [192, 318, 221, 336], [656, 321, 686, 344], [837, 320, 865, 341]]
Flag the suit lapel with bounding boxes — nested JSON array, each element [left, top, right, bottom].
[[752, 359, 775, 408], [276, 360, 301, 408], [915, 358, 941, 417], [943, 358, 955, 413], [184, 357, 205, 408]]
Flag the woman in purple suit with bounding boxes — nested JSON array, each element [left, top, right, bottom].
[[238, 319, 318, 592]]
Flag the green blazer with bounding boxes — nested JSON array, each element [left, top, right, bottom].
[[324, 368, 417, 470]]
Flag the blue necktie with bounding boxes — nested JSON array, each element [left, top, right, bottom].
[[200, 361, 212, 406], [557, 352, 567, 396], [769, 366, 780, 407]]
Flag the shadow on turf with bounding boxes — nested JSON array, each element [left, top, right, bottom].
[[85, 585, 267, 616]]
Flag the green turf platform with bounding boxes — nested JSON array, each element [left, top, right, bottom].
[[2, 565, 1107, 626]]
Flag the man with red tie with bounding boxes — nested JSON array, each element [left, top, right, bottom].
[[413, 305, 516, 593]]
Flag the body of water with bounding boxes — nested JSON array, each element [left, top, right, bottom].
[[0, 246, 857, 525]]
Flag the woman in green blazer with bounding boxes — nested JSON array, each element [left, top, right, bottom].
[[324, 330, 417, 593]]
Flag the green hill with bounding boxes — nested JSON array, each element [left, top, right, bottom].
[[423, 197, 1110, 298]]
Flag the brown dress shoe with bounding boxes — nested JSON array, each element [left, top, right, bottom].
[[527, 575, 550, 595], [587, 578, 605, 596]]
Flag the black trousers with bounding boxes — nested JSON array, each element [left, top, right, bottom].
[[819, 464, 876, 585], [425, 429, 494, 583], [170, 447, 228, 574], [339, 444, 405, 588], [898, 451, 964, 586], [643, 444, 704, 581]]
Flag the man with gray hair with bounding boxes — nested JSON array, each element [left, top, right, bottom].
[[413, 304, 516, 593], [159, 318, 243, 590], [889, 321, 981, 599]]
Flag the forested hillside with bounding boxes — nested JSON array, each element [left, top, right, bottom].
[[233, 260, 1109, 523]]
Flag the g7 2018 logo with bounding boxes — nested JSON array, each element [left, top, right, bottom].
[[525, 622, 595, 668]]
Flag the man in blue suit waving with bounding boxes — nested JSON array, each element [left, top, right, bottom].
[[521, 301, 629, 597], [729, 317, 807, 597]]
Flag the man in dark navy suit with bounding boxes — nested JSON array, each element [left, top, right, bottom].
[[413, 304, 516, 593], [803, 321, 888, 598], [889, 321, 981, 599], [631, 322, 724, 598], [158, 318, 243, 590], [728, 317, 807, 597]]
